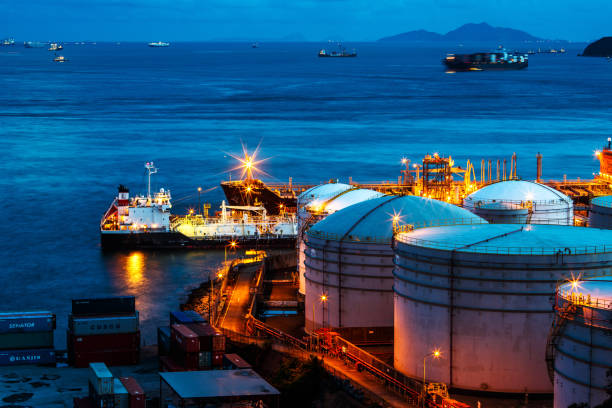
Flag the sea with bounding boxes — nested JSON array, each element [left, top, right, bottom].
[[1, 41, 611, 345]]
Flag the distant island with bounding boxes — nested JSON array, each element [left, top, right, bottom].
[[378, 22, 566, 44], [581, 37, 612, 57]]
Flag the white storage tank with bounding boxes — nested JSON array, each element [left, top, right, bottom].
[[304, 195, 484, 342], [463, 180, 573, 225], [394, 224, 612, 394], [297, 183, 383, 295], [552, 277, 612, 408], [589, 196, 612, 229]]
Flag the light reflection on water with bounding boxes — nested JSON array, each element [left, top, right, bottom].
[[103, 250, 230, 344]]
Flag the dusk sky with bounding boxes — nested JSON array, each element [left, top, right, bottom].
[[2, 0, 610, 42]]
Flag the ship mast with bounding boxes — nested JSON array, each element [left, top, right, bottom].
[[145, 162, 158, 199]]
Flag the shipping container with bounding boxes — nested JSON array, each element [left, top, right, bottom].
[[74, 349, 139, 368], [212, 330, 225, 352], [223, 353, 251, 369], [0, 312, 56, 334], [113, 378, 129, 408], [184, 323, 215, 351], [183, 310, 207, 323], [88, 362, 113, 395], [212, 350, 223, 367], [72, 296, 135, 316], [68, 330, 140, 353], [88, 382, 114, 407], [69, 313, 139, 336], [159, 355, 188, 372], [172, 350, 199, 370], [170, 324, 199, 353], [199, 351, 212, 369], [169, 310, 195, 325], [0, 348, 55, 366], [157, 326, 171, 356], [0, 331, 54, 350], [119, 377, 145, 408]]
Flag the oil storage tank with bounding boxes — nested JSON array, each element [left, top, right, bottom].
[[589, 196, 612, 229], [393, 224, 612, 394], [463, 180, 573, 225], [551, 277, 612, 408], [304, 195, 484, 342], [297, 183, 383, 295]]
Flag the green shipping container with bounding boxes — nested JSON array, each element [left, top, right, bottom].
[[0, 331, 54, 350]]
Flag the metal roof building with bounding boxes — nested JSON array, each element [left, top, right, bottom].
[[304, 195, 484, 342], [463, 180, 573, 225], [159, 369, 280, 407], [394, 224, 612, 394]]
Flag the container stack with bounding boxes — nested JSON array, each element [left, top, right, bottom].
[[68, 297, 140, 368], [80, 363, 145, 408], [0, 311, 56, 366], [158, 310, 225, 372]]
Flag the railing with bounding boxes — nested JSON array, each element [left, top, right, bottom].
[[307, 229, 393, 244], [557, 290, 612, 311]]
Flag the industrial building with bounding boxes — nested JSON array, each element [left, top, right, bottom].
[[463, 180, 574, 224], [393, 224, 612, 394], [589, 195, 612, 229], [551, 277, 612, 408], [297, 183, 383, 295], [304, 195, 484, 342]]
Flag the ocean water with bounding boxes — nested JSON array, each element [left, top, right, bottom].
[[1, 42, 611, 344]]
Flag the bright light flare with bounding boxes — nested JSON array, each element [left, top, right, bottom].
[[320, 294, 328, 302], [225, 140, 271, 180], [433, 349, 441, 358]]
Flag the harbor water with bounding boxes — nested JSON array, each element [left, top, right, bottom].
[[1, 42, 611, 346]]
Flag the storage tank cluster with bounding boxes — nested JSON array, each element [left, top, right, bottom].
[[393, 224, 612, 393], [303, 195, 484, 342], [589, 196, 612, 229], [552, 277, 612, 408], [463, 180, 574, 225], [297, 183, 383, 295]]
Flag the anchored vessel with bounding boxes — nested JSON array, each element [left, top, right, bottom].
[[48, 43, 63, 51], [444, 49, 528, 71], [318, 43, 357, 58], [100, 163, 296, 249], [148, 41, 170, 47]]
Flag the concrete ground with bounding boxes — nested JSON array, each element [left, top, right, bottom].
[[0, 346, 160, 408]]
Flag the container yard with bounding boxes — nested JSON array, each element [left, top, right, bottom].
[[393, 223, 612, 394], [550, 277, 612, 408], [0, 311, 56, 366]]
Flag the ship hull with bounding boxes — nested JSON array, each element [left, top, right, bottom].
[[101, 231, 295, 250], [443, 61, 528, 71]]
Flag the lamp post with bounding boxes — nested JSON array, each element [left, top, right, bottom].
[[422, 349, 441, 408], [197, 187, 202, 215]]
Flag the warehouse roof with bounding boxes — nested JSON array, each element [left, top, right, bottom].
[[160, 370, 279, 400]]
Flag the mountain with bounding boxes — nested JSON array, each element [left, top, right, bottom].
[[377, 29, 442, 43], [581, 37, 612, 57], [378, 22, 549, 43]]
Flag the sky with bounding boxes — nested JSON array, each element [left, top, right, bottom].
[[1, 0, 610, 42]]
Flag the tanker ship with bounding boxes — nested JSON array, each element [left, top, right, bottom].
[[100, 163, 296, 250], [443, 49, 528, 71]]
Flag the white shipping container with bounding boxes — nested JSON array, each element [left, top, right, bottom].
[[70, 312, 139, 335], [113, 378, 129, 408], [88, 362, 113, 395]]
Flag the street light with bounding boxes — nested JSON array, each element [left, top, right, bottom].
[[422, 349, 441, 408]]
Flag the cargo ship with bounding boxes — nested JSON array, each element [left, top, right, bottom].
[[148, 41, 170, 47], [443, 49, 528, 71], [318, 43, 357, 58], [100, 163, 296, 250]]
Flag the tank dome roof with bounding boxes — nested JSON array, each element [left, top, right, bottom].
[[592, 195, 612, 208], [298, 183, 352, 207], [465, 180, 571, 204], [396, 224, 612, 255], [309, 195, 484, 243]]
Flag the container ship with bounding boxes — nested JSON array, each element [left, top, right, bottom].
[[318, 43, 357, 58], [443, 49, 528, 71], [100, 163, 296, 250]]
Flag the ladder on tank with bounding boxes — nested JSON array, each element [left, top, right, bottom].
[[544, 298, 576, 382]]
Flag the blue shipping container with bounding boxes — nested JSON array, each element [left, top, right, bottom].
[[0, 349, 56, 366], [169, 311, 194, 325], [0, 312, 56, 334], [183, 310, 207, 323]]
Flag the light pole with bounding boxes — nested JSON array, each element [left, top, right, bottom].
[[209, 270, 224, 325], [224, 240, 237, 263], [197, 187, 202, 215], [422, 349, 441, 408]]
